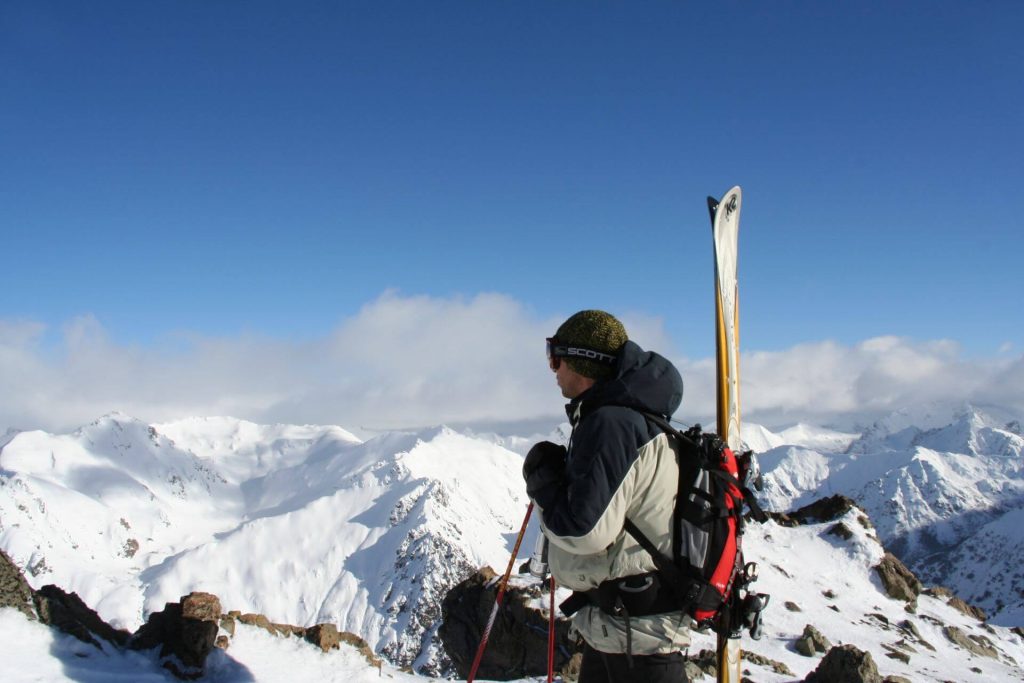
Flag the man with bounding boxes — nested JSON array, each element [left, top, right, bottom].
[[523, 310, 690, 683]]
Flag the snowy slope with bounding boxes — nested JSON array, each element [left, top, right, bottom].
[[756, 404, 1024, 625], [726, 507, 1024, 682]]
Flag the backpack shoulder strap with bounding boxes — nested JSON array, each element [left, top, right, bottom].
[[635, 409, 769, 523]]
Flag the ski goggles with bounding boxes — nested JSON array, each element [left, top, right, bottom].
[[546, 337, 619, 370]]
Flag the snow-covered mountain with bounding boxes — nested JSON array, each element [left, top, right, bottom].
[[755, 403, 1024, 626], [3, 408, 1024, 682], [0, 413, 529, 674]]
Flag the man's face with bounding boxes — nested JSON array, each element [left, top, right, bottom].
[[552, 356, 594, 399]]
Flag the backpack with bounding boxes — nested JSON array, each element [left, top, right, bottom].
[[560, 412, 769, 637]]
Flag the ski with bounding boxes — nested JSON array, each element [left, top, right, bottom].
[[708, 186, 743, 683]]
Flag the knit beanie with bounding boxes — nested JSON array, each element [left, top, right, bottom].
[[554, 310, 628, 380]]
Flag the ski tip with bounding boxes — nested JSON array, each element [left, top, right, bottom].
[[708, 186, 742, 226]]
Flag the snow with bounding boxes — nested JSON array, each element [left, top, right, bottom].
[[1, 608, 176, 683], [3, 408, 1024, 681], [0, 608, 422, 683]]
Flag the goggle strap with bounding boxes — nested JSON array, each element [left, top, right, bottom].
[[548, 343, 618, 365]]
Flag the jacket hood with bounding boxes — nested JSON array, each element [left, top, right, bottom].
[[567, 340, 683, 421]]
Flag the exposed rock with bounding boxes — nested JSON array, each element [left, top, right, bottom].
[[275, 622, 305, 637], [215, 635, 230, 650], [798, 626, 831, 659], [744, 649, 796, 676], [689, 649, 720, 678], [791, 495, 858, 524], [784, 601, 802, 612], [796, 636, 818, 657], [34, 584, 131, 648], [306, 623, 341, 652], [942, 626, 998, 659], [865, 612, 890, 627], [0, 549, 36, 619], [131, 592, 222, 680], [804, 644, 882, 683], [219, 615, 235, 636], [683, 659, 705, 681], [238, 612, 279, 635], [874, 553, 922, 603], [897, 619, 936, 651], [924, 586, 954, 600], [439, 568, 579, 680], [948, 596, 987, 622], [182, 592, 221, 622], [769, 495, 859, 528], [884, 650, 910, 664], [561, 652, 583, 682], [922, 586, 987, 621], [338, 631, 382, 668], [883, 676, 912, 683], [798, 624, 832, 655], [828, 522, 854, 540]]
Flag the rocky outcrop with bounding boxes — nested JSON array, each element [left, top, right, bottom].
[[942, 625, 999, 659], [875, 552, 922, 603], [771, 495, 859, 527], [924, 586, 987, 621], [130, 592, 222, 679], [34, 584, 131, 648], [4, 549, 132, 649], [796, 624, 832, 657], [0, 549, 36, 619], [804, 644, 882, 683], [1, 554, 377, 680], [439, 568, 580, 681]]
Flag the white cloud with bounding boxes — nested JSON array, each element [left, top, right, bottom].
[[712, 337, 1024, 428], [0, 295, 1020, 436]]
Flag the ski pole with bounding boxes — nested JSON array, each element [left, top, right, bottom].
[[467, 501, 534, 683], [547, 575, 556, 683]]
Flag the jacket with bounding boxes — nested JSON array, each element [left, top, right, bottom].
[[532, 340, 690, 654]]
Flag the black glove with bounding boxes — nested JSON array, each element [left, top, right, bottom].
[[523, 441, 567, 507]]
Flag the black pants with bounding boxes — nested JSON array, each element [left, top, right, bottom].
[[578, 643, 689, 683]]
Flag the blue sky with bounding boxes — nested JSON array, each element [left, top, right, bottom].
[[1, 2, 1022, 432]]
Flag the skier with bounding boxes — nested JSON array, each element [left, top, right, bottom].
[[523, 310, 690, 683]]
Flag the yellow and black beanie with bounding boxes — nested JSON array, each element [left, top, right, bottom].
[[554, 310, 628, 380]]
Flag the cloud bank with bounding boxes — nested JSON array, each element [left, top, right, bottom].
[[0, 292, 1021, 436]]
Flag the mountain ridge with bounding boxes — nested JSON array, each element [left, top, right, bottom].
[[3, 406, 1024, 680]]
